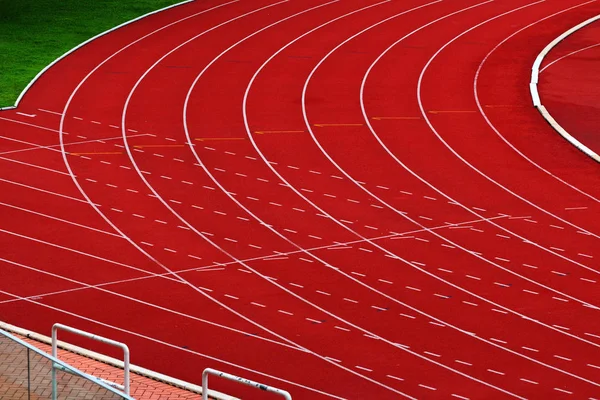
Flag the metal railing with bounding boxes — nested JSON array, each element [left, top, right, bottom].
[[0, 328, 132, 399], [51, 323, 130, 398], [202, 368, 292, 400]]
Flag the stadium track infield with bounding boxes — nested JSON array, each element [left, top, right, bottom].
[[1, 0, 600, 398], [537, 17, 600, 158]]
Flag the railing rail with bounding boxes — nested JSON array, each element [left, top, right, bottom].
[[202, 368, 292, 400], [0, 328, 132, 399], [52, 323, 130, 397]]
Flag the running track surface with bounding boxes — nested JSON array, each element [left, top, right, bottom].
[[539, 18, 600, 157], [1, 0, 600, 398]]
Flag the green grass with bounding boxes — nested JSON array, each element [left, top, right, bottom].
[[0, 0, 183, 107]]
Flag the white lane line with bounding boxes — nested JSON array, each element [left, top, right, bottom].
[[520, 378, 538, 385], [553, 388, 572, 395], [16, 112, 36, 118], [38, 108, 63, 115], [0, 177, 90, 204], [487, 369, 505, 376], [387, 375, 404, 382], [0, 201, 120, 237]]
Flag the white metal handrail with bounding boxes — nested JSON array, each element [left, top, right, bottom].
[[0, 328, 133, 399], [51, 323, 130, 397], [202, 368, 291, 400]]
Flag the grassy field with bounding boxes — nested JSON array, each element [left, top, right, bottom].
[[0, 0, 183, 107]]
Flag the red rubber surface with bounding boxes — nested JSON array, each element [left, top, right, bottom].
[[540, 18, 600, 157], [1, 0, 600, 398]]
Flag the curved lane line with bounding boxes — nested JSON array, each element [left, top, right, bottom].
[[236, 0, 600, 393], [475, 2, 600, 203], [530, 11, 600, 162], [120, 1, 423, 397], [418, 5, 600, 242], [303, 0, 600, 341], [180, 0, 535, 397], [541, 41, 600, 72], [53, 2, 367, 397]]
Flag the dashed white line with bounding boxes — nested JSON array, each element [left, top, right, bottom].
[[520, 378, 538, 385], [553, 388, 572, 395]]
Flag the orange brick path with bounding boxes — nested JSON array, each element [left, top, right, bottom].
[[1, 334, 202, 399]]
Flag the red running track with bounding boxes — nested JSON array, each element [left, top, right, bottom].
[[1, 0, 600, 398], [539, 17, 600, 157]]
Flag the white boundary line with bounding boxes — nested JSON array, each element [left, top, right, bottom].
[[529, 13, 600, 163], [0, 0, 195, 111]]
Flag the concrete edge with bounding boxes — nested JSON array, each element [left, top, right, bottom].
[[0, 322, 238, 400], [529, 13, 600, 163], [1, 0, 195, 110]]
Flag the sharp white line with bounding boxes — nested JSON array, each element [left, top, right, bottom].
[[38, 108, 63, 115], [451, 394, 470, 400], [520, 378, 538, 385], [584, 332, 600, 340], [554, 355, 572, 361], [553, 388, 572, 395], [0, 178, 90, 204], [522, 346, 539, 352], [387, 375, 404, 382], [0, 201, 120, 237], [16, 112, 36, 118]]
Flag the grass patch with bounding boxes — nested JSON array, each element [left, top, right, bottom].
[[0, 0, 183, 107]]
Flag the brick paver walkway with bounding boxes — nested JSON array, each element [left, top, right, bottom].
[[0, 334, 202, 399]]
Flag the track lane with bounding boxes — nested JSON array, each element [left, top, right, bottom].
[[1, 0, 596, 396], [55, 0, 450, 396], [0, 289, 348, 400]]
